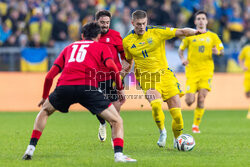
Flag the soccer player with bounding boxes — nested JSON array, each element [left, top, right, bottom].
[[95, 10, 126, 142], [123, 10, 205, 148], [178, 10, 224, 133], [22, 22, 136, 162], [238, 43, 250, 119]]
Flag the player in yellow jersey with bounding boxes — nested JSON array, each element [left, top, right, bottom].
[[178, 11, 224, 133], [238, 43, 250, 119], [123, 10, 205, 148]]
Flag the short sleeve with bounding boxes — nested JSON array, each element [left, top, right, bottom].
[[213, 34, 224, 51], [150, 26, 176, 40], [179, 38, 188, 50]]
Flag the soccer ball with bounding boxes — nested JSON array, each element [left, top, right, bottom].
[[176, 134, 195, 151]]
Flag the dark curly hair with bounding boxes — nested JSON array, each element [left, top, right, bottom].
[[81, 22, 101, 40], [95, 10, 111, 21]]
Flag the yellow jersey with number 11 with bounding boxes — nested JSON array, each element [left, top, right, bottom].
[[123, 25, 176, 81]]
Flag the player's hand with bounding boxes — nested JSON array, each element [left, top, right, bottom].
[[212, 46, 220, 55], [181, 59, 189, 66], [38, 98, 46, 107], [243, 66, 248, 71], [121, 59, 131, 73], [195, 29, 206, 35], [117, 90, 126, 105]]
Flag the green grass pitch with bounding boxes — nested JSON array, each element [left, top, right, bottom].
[[0, 110, 249, 167]]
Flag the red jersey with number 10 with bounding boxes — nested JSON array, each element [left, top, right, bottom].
[[54, 40, 113, 87]]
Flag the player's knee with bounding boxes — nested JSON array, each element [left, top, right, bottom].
[[111, 115, 123, 126], [246, 92, 250, 98], [197, 94, 206, 104], [185, 98, 194, 106]]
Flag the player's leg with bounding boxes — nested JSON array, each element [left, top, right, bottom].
[[98, 104, 136, 162], [22, 99, 56, 160], [80, 86, 136, 162], [97, 79, 121, 142], [97, 100, 121, 142], [192, 88, 208, 133], [246, 92, 250, 119], [146, 88, 166, 147], [185, 93, 195, 106], [162, 68, 184, 148], [166, 95, 184, 146]]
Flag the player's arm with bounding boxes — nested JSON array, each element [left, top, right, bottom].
[[238, 47, 247, 71], [102, 46, 125, 104], [178, 38, 189, 66], [212, 34, 224, 56], [38, 49, 66, 107], [120, 46, 133, 78], [115, 33, 126, 60], [175, 28, 206, 37], [105, 59, 126, 105]]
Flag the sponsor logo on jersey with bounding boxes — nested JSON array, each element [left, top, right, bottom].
[[106, 38, 110, 42]]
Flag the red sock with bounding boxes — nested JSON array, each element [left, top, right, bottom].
[[30, 130, 42, 146], [113, 138, 124, 153]]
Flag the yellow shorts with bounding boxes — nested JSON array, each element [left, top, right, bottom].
[[137, 68, 184, 101], [244, 72, 250, 92], [186, 72, 213, 93]]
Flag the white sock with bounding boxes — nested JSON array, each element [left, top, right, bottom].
[[159, 128, 166, 134], [25, 145, 35, 156], [192, 124, 198, 128], [114, 152, 123, 158]]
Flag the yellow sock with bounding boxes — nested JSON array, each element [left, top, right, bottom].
[[193, 107, 205, 126], [169, 108, 184, 139], [150, 99, 165, 131]]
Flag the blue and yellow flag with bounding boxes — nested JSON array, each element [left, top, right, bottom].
[[21, 48, 48, 72]]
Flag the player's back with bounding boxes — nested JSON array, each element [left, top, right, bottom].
[[56, 40, 111, 87]]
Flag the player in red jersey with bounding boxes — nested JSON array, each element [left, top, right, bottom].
[[22, 22, 136, 162], [95, 10, 128, 142]]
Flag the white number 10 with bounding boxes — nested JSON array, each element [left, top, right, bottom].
[[68, 44, 89, 63]]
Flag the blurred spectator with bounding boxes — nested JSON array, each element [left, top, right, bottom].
[[3, 34, 18, 46], [29, 7, 52, 46], [51, 10, 68, 43], [0, 0, 249, 73], [19, 34, 28, 48], [0, 20, 12, 45], [68, 11, 81, 41]]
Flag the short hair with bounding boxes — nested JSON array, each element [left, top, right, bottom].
[[194, 10, 208, 19], [81, 22, 101, 40], [132, 10, 147, 20], [95, 10, 111, 20]]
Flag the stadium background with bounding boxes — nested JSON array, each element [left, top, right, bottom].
[[0, 0, 249, 111]]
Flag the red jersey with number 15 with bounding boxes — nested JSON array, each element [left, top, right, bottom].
[[98, 29, 124, 81], [54, 40, 113, 87]]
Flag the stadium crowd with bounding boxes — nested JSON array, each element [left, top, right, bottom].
[[0, 0, 249, 71]]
